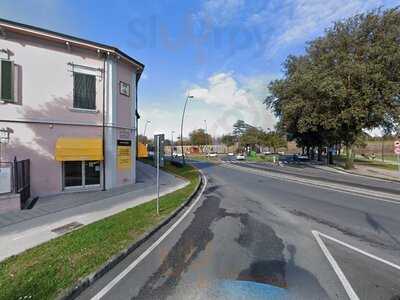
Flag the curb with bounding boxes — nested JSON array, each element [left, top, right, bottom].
[[58, 168, 204, 300], [329, 165, 400, 183], [227, 162, 400, 196]]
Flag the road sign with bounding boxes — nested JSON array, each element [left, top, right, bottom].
[[395, 140, 400, 174], [395, 140, 400, 154], [154, 134, 165, 167]]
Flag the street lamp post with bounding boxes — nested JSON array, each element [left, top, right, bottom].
[[143, 120, 151, 137], [204, 119, 208, 157], [180, 95, 194, 165], [171, 130, 175, 157]]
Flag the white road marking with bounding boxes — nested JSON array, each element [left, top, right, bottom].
[[222, 163, 400, 205], [312, 230, 360, 300], [313, 230, 400, 300], [316, 231, 400, 272], [90, 171, 208, 300]]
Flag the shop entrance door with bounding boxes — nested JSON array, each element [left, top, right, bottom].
[[64, 161, 101, 189]]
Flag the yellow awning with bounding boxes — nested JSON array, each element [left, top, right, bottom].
[[55, 137, 103, 161]]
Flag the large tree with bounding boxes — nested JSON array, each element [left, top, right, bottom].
[[267, 8, 400, 168], [189, 129, 213, 152], [221, 134, 235, 147]]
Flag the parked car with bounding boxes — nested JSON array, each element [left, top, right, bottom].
[[207, 152, 218, 157], [236, 154, 245, 160], [263, 151, 272, 155], [228, 152, 234, 156]]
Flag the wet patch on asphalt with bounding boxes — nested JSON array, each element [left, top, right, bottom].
[[135, 185, 223, 299], [233, 209, 329, 297], [135, 183, 329, 299], [235, 213, 287, 288]]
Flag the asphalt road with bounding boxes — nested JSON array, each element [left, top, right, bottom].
[[77, 162, 400, 300], [221, 156, 400, 195]]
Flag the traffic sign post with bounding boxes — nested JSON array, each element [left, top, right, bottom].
[[156, 135, 160, 216]]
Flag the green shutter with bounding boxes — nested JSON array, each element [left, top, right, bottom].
[[73, 73, 96, 109], [1, 60, 13, 101]]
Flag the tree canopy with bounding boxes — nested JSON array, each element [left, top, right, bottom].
[[189, 129, 212, 146], [266, 8, 400, 168]]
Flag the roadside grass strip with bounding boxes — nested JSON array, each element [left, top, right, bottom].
[[0, 162, 200, 300]]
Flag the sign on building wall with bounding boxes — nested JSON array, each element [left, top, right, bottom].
[[120, 81, 130, 97], [117, 140, 132, 170], [118, 129, 132, 140]]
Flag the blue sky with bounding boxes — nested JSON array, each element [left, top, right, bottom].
[[0, 0, 398, 138]]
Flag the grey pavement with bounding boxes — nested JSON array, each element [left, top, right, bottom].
[[0, 161, 187, 261], [78, 161, 400, 300]]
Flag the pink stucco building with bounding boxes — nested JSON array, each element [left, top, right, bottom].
[[0, 18, 144, 199]]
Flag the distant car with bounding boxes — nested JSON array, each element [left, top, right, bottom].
[[263, 151, 272, 155], [278, 151, 285, 155], [297, 155, 309, 161], [228, 152, 234, 156], [236, 154, 245, 160], [173, 152, 183, 158], [207, 152, 218, 157]]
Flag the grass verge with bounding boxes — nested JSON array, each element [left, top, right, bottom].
[[0, 161, 200, 300], [246, 154, 277, 163], [335, 155, 398, 171]]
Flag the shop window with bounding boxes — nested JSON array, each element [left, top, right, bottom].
[[73, 72, 96, 110]]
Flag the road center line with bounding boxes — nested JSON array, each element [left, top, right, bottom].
[[311, 230, 360, 300], [90, 170, 208, 300]]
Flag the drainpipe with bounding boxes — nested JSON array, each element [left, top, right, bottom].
[[102, 54, 106, 191], [135, 73, 139, 159]]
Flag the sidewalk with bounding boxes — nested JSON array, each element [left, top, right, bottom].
[[0, 161, 187, 262]]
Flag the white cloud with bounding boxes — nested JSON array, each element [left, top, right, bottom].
[[189, 72, 249, 108], [194, 0, 394, 58], [188, 72, 277, 135], [140, 73, 277, 138], [195, 0, 245, 26], [274, 0, 386, 46]]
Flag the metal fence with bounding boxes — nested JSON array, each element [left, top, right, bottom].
[[13, 159, 30, 208]]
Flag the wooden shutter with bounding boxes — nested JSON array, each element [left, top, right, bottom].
[[1, 60, 13, 102], [73, 73, 96, 109]]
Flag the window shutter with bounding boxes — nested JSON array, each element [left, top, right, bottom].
[[73, 73, 96, 109], [1, 60, 13, 102]]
